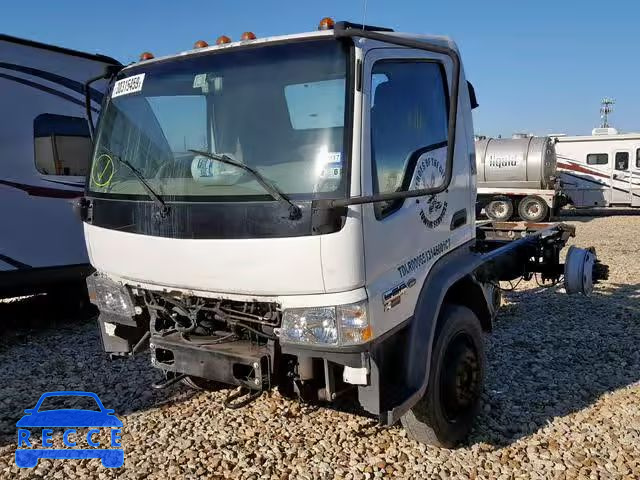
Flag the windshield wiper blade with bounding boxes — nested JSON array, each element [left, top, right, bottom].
[[112, 154, 170, 219], [188, 149, 302, 220]]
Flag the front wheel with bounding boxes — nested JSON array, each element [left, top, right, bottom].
[[518, 195, 549, 222], [401, 304, 485, 448]]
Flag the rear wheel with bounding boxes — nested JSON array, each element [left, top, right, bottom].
[[401, 304, 485, 447], [518, 195, 549, 222], [485, 197, 513, 221]]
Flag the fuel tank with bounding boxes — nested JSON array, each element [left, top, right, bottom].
[[475, 136, 557, 189]]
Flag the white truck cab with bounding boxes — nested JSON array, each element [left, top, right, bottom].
[[82, 20, 606, 447]]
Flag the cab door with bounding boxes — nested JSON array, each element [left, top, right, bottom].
[[611, 150, 631, 205], [360, 46, 473, 336]]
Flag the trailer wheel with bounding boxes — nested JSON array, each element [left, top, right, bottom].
[[518, 195, 548, 222], [181, 376, 224, 391], [485, 198, 513, 221], [401, 304, 485, 448]]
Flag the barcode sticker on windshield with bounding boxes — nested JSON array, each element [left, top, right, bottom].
[[193, 74, 207, 88], [112, 74, 145, 98], [320, 152, 343, 179]]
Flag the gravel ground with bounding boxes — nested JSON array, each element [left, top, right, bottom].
[[1, 214, 639, 479]]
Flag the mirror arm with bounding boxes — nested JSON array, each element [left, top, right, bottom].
[[333, 24, 460, 206], [84, 65, 122, 140], [332, 24, 461, 210], [328, 185, 446, 208]]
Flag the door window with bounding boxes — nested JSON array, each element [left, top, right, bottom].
[[636, 148, 640, 168], [614, 152, 629, 171], [370, 61, 448, 218]]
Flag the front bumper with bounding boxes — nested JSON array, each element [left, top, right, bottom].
[[90, 274, 413, 422], [150, 332, 271, 391]]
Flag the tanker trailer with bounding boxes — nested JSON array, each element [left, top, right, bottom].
[[475, 135, 565, 221]]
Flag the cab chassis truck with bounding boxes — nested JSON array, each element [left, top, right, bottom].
[[80, 20, 608, 447]]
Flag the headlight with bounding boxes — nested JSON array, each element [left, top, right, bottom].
[[86, 274, 135, 317], [279, 307, 338, 345], [278, 300, 370, 346]]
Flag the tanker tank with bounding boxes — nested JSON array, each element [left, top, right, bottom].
[[475, 136, 560, 222]]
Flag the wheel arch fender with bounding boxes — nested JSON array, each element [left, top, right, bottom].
[[442, 275, 497, 333], [388, 240, 491, 424]]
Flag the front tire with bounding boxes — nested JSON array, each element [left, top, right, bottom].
[[518, 195, 549, 222], [485, 197, 513, 221], [401, 304, 485, 448]]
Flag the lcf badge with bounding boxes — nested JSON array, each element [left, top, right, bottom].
[[15, 391, 123, 469], [411, 150, 448, 229]]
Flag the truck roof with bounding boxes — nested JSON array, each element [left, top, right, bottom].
[[124, 27, 458, 71]]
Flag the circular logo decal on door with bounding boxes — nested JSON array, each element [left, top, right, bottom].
[[413, 156, 448, 229]]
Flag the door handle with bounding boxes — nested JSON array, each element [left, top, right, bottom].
[[450, 209, 467, 230]]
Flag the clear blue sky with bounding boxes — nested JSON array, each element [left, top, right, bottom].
[[4, 1, 637, 137]]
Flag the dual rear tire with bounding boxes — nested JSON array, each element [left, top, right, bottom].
[[517, 195, 549, 222], [485, 195, 549, 222]]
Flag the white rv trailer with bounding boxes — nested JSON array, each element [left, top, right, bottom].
[[0, 34, 120, 298], [554, 130, 640, 208]]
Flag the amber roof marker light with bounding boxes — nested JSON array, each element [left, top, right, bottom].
[[194, 40, 209, 48], [318, 17, 335, 31], [139, 52, 154, 61], [240, 32, 257, 41], [216, 35, 232, 45]]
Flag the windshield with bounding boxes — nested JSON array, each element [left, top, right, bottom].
[[89, 40, 350, 201]]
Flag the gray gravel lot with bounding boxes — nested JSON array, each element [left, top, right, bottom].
[[1, 214, 639, 479]]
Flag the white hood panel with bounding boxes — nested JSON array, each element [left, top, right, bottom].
[[84, 224, 325, 295]]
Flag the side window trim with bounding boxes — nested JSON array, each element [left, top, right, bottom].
[[369, 58, 450, 220]]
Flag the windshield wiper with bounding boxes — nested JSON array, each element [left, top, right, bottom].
[[188, 149, 302, 220], [110, 153, 170, 219]]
